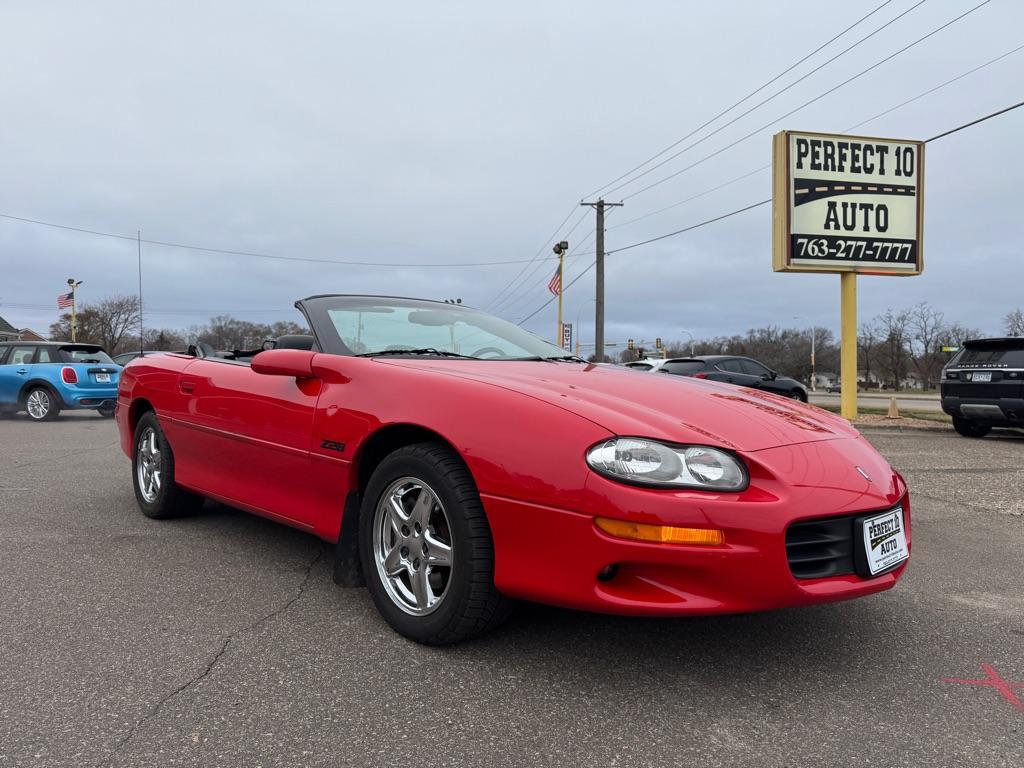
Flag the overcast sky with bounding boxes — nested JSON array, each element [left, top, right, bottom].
[[1, 0, 1021, 348]]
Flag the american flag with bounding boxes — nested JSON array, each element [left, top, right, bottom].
[[57, 292, 74, 309], [547, 264, 562, 296]]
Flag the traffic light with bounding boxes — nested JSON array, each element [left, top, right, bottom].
[[627, 338, 634, 350], [655, 337, 663, 350]]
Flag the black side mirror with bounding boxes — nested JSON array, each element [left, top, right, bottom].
[[762, 371, 776, 381]]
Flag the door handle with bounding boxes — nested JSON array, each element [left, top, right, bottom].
[[180, 380, 195, 393], [16, 369, 28, 375]]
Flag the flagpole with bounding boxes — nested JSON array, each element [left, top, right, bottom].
[[556, 250, 564, 347], [70, 281, 77, 342]]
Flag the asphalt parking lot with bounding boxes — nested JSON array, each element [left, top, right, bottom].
[[1, 414, 1022, 767]]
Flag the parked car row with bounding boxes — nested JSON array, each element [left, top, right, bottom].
[[624, 355, 809, 401]]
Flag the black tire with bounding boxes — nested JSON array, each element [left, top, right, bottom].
[[98, 402, 116, 418], [790, 390, 807, 402], [952, 416, 990, 438], [358, 442, 512, 645], [24, 386, 60, 421], [132, 411, 204, 519]]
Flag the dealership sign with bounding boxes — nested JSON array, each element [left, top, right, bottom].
[[773, 130, 924, 275]]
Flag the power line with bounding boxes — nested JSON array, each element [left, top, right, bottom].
[[516, 99, 1024, 325], [487, 208, 590, 313], [600, 0, 932, 199], [490, 225, 596, 317], [618, 0, 993, 202], [920, 97, 1024, 142], [584, 0, 897, 199], [0, 299, 292, 313], [608, 39, 1024, 233], [482, 204, 581, 310], [609, 99, 1024, 255], [607, 199, 771, 256], [518, 261, 597, 324], [0, 212, 545, 269], [496, 206, 621, 318], [844, 41, 1024, 132]]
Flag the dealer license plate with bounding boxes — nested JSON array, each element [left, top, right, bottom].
[[862, 508, 909, 576], [971, 372, 992, 382], [95, 373, 111, 383]]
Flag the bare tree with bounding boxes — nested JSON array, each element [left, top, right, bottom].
[[857, 321, 882, 387], [874, 308, 912, 390], [49, 294, 141, 354], [907, 302, 946, 390], [1005, 308, 1024, 336]]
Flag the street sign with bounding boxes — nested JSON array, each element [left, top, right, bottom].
[[942, 345, 961, 353], [561, 322, 572, 350], [773, 130, 924, 275]]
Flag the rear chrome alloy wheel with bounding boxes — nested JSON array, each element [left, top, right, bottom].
[[372, 476, 454, 616], [136, 427, 163, 503], [26, 389, 50, 420]]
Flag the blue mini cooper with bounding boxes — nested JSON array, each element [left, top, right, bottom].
[[0, 341, 121, 421]]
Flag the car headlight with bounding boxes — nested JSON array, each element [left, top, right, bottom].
[[586, 438, 748, 491]]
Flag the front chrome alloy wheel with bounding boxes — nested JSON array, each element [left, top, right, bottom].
[[26, 389, 50, 420], [136, 427, 163, 503], [372, 476, 454, 616]]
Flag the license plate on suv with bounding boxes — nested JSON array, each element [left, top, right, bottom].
[[861, 508, 909, 576], [970, 371, 992, 382]]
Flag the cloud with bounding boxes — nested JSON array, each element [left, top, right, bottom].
[[1, 0, 1021, 343]]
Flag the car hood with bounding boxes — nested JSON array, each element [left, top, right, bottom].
[[381, 359, 857, 452]]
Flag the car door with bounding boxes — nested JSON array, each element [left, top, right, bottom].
[[714, 358, 756, 387], [169, 358, 322, 529], [0, 345, 38, 406], [738, 358, 779, 393]]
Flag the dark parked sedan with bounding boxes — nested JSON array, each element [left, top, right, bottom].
[[656, 356, 808, 401]]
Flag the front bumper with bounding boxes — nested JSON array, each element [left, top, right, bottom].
[[483, 437, 910, 616]]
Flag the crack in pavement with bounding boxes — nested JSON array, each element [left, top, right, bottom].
[[97, 545, 326, 766]]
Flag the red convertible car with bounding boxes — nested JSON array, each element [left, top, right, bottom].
[[116, 295, 910, 644]]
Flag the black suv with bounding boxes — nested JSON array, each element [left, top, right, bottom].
[[940, 337, 1024, 437], [656, 356, 808, 401]]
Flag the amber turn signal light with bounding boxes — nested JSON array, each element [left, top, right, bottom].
[[595, 517, 725, 546]]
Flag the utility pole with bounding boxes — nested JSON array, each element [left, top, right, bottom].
[[580, 199, 622, 362]]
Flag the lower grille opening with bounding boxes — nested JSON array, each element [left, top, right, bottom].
[[785, 516, 855, 579]]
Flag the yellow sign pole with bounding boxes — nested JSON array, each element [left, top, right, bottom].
[[840, 272, 857, 420]]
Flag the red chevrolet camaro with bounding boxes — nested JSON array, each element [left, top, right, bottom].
[[116, 294, 910, 643]]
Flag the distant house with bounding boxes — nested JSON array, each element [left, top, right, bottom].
[[0, 315, 23, 342], [813, 372, 838, 389], [18, 328, 45, 341]]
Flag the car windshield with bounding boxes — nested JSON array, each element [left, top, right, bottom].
[[59, 346, 114, 364], [315, 298, 571, 360], [954, 343, 1024, 366]]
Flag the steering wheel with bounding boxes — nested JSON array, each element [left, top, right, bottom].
[[470, 346, 508, 359]]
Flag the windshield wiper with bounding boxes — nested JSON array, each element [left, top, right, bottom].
[[356, 348, 477, 359], [509, 354, 588, 363]]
